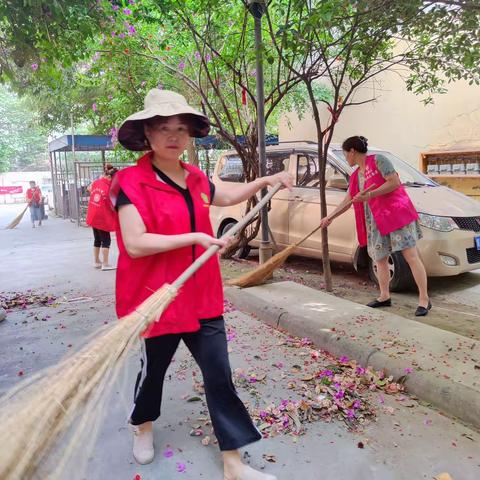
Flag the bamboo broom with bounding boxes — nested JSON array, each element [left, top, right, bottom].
[[5, 205, 29, 229], [0, 183, 283, 480], [227, 184, 376, 288]]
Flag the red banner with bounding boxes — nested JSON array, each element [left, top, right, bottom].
[[0, 186, 23, 195]]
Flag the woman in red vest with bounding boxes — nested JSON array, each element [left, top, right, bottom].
[[320, 136, 430, 317], [86, 164, 117, 271], [113, 89, 292, 480], [26, 181, 43, 228]]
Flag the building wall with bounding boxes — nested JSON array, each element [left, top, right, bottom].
[[0, 171, 52, 205], [279, 71, 480, 167]]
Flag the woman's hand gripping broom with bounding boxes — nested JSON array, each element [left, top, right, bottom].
[[0, 183, 283, 480]]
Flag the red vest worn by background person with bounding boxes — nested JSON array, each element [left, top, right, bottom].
[[86, 177, 116, 232], [110, 153, 224, 338], [26, 187, 42, 205], [349, 154, 419, 247]]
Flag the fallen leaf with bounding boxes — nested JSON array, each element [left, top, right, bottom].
[[201, 436, 211, 446], [187, 396, 202, 402], [262, 454, 277, 463], [434, 474, 454, 480]]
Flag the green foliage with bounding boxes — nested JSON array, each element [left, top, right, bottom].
[[0, 85, 47, 172], [0, 0, 478, 137]]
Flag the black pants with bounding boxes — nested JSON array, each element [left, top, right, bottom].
[[92, 228, 111, 248], [130, 318, 262, 451]]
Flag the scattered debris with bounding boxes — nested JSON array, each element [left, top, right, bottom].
[[0, 291, 57, 311], [434, 474, 454, 480]]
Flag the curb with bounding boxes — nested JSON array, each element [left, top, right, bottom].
[[225, 285, 480, 431]]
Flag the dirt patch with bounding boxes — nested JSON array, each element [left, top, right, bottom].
[[221, 254, 480, 341]]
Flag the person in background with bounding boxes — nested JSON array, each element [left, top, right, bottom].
[[86, 164, 117, 271], [319, 135, 431, 317], [26, 181, 42, 228]]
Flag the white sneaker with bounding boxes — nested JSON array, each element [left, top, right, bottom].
[[132, 425, 154, 465], [101, 264, 116, 271], [93, 262, 102, 269]]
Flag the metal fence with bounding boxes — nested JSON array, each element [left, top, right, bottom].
[[74, 161, 132, 226]]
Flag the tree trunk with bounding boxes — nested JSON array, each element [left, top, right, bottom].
[[305, 82, 333, 292]]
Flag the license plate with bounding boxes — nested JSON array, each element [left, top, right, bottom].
[[476, 236, 480, 251]]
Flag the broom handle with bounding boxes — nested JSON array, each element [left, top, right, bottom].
[[172, 183, 283, 289], [294, 183, 377, 248]]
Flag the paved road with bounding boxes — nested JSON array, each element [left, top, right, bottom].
[[1, 206, 479, 479]]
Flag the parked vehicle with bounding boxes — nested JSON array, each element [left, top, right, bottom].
[[210, 142, 480, 291]]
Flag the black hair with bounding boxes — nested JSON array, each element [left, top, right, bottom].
[[342, 136, 368, 154], [103, 163, 118, 177]]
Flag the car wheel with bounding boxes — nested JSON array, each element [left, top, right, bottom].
[[220, 221, 251, 259], [368, 252, 415, 292]]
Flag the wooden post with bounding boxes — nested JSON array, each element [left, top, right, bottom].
[[186, 138, 199, 167]]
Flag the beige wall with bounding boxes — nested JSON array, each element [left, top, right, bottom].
[[279, 71, 480, 167]]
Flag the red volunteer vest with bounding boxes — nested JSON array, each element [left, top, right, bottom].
[[27, 187, 42, 204], [349, 155, 419, 246], [110, 153, 224, 338], [86, 177, 116, 232]]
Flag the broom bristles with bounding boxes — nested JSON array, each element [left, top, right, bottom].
[[226, 244, 296, 288], [5, 205, 29, 229], [0, 283, 177, 480]]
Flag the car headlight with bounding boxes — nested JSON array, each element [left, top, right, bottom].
[[418, 213, 458, 232]]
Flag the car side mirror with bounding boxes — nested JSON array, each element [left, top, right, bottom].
[[326, 174, 348, 190]]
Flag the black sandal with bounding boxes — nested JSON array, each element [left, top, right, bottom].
[[367, 298, 392, 308], [415, 301, 432, 317]]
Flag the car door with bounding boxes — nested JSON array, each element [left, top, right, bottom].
[[261, 150, 292, 246], [288, 151, 357, 262]]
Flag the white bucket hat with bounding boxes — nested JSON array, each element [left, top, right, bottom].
[[117, 89, 210, 151]]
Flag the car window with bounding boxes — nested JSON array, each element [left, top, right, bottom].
[[266, 152, 290, 175], [296, 154, 338, 188], [333, 149, 437, 186], [217, 156, 245, 182], [217, 152, 290, 182]]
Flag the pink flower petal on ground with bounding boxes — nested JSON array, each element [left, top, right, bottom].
[[163, 448, 174, 458], [176, 462, 186, 473]]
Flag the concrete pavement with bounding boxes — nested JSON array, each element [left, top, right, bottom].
[[1, 206, 480, 479]]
